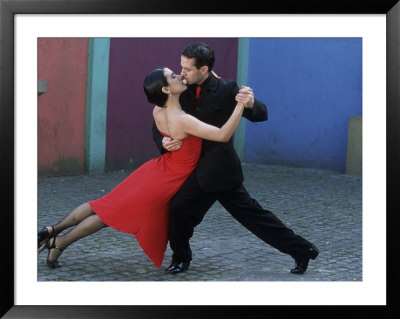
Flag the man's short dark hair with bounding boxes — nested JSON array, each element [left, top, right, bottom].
[[181, 42, 215, 72]]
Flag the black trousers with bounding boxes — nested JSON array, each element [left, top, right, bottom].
[[168, 171, 313, 263]]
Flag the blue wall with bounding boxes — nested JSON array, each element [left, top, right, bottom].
[[245, 38, 362, 172]]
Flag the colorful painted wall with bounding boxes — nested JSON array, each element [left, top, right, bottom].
[[38, 38, 238, 176], [37, 37, 362, 177]]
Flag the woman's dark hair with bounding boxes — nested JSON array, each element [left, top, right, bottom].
[[143, 67, 168, 107], [181, 42, 215, 72]]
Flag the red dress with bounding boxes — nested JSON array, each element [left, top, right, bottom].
[[89, 132, 202, 269]]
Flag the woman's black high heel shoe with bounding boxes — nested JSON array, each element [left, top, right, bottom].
[[38, 226, 54, 252], [45, 237, 63, 268]]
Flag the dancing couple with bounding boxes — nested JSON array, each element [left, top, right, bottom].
[[38, 42, 319, 275]]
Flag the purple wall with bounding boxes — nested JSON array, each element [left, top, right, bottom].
[[106, 38, 238, 171]]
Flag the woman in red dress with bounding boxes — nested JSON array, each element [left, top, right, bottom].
[[38, 67, 246, 270]]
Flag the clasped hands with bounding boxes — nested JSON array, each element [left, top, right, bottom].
[[162, 85, 254, 152]]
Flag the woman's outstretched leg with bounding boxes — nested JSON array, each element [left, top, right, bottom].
[[46, 213, 107, 267], [39, 202, 95, 247], [52, 202, 95, 235]]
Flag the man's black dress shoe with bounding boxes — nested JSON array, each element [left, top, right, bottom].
[[290, 244, 319, 274], [165, 260, 190, 274]]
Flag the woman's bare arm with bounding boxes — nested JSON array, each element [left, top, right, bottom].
[[177, 102, 244, 142]]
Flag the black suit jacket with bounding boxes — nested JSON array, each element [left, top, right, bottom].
[[152, 74, 268, 192]]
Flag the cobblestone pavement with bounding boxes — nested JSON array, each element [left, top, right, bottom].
[[37, 163, 362, 282]]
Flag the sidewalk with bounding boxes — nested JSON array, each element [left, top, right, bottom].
[[37, 162, 362, 281]]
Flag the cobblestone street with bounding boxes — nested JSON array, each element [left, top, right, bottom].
[[37, 163, 362, 282]]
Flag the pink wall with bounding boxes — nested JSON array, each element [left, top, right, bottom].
[[38, 38, 89, 176]]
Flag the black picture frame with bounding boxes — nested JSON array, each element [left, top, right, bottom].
[[1, 0, 399, 318]]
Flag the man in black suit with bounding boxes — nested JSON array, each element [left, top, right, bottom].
[[152, 42, 319, 275]]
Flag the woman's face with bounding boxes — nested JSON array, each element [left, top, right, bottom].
[[163, 68, 187, 94]]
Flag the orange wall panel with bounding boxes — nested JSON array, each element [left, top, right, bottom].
[[38, 38, 89, 176]]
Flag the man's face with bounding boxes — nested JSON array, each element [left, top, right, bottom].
[[180, 56, 206, 85]]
